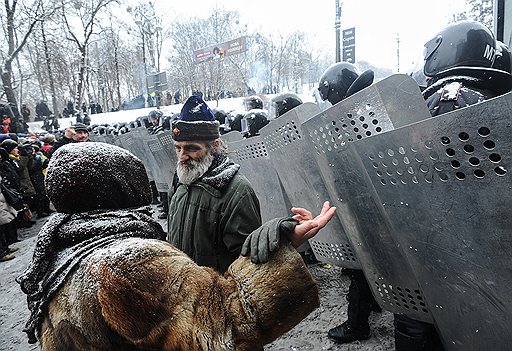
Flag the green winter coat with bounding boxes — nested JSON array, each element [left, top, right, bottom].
[[167, 172, 262, 274]]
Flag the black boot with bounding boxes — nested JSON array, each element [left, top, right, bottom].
[[328, 321, 370, 343], [394, 314, 445, 351], [329, 269, 374, 343]]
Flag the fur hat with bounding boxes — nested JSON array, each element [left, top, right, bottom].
[[45, 142, 151, 213], [72, 123, 89, 133], [172, 96, 220, 141]]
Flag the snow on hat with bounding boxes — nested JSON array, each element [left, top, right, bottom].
[[72, 123, 89, 133], [45, 142, 151, 213], [172, 95, 220, 141]]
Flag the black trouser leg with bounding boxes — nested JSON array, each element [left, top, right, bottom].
[[346, 269, 374, 328], [150, 181, 159, 204], [0, 224, 9, 257], [161, 192, 168, 214], [5, 220, 18, 244], [394, 314, 445, 351]]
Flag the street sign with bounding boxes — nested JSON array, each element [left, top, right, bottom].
[[147, 72, 167, 94], [343, 27, 356, 63]]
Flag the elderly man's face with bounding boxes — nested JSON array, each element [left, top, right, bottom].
[[174, 141, 209, 164], [174, 140, 215, 184]]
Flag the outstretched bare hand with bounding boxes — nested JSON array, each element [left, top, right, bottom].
[[289, 201, 336, 248]]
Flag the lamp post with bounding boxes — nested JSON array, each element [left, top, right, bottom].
[[335, 0, 342, 63], [132, 7, 162, 107], [396, 33, 400, 73]]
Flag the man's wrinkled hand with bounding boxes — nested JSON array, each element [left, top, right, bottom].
[[289, 201, 336, 248]]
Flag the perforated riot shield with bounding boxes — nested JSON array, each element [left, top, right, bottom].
[[148, 131, 177, 187], [221, 130, 244, 143], [355, 92, 512, 351], [155, 131, 178, 183], [118, 129, 154, 181], [260, 103, 361, 268], [144, 135, 169, 193], [228, 135, 290, 223], [302, 74, 433, 322]]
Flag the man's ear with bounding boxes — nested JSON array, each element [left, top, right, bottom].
[[212, 138, 221, 150]]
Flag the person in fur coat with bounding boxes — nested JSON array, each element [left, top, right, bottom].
[[17, 142, 336, 351]]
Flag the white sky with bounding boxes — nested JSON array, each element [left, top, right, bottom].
[[152, 0, 469, 73]]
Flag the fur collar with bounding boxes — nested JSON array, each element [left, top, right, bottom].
[[16, 206, 165, 344], [199, 153, 240, 190]]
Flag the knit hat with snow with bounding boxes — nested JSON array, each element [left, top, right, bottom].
[[171, 95, 220, 141], [45, 142, 151, 213]]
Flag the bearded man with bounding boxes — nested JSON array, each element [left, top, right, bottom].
[[168, 95, 262, 274]]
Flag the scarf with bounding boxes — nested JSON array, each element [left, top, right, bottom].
[[16, 206, 165, 344], [200, 153, 240, 189]]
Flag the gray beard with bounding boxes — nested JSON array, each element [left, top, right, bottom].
[[176, 153, 214, 185]]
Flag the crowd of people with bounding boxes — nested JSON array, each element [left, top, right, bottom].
[[1, 20, 510, 351]]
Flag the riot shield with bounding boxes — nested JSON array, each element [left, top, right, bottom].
[[117, 129, 154, 182], [103, 134, 115, 145], [89, 134, 106, 143], [156, 131, 178, 183], [260, 103, 361, 268], [302, 74, 433, 322], [355, 92, 512, 350], [144, 135, 169, 193], [147, 131, 177, 187], [228, 135, 290, 223], [221, 130, 244, 143], [110, 135, 124, 148]]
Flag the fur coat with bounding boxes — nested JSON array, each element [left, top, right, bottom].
[[38, 238, 319, 351]]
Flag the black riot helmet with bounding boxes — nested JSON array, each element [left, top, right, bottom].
[[423, 21, 496, 78], [268, 93, 302, 119], [318, 62, 359, 105], [244, 95, 264, 111], [242, 110, 269, 137], [493, 41, 512, 74], [148, 109, 163, 121]]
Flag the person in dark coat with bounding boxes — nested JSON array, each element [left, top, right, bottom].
[[21, 104, 31, 122], [317, 62, 379, 345], [394, 21, 512, 351], [167, 95, 262, 274], [49, 123, 89, 157], [0, 139, 28, 235], [422, 21, 512, 117], [0, 147, 20, 261]]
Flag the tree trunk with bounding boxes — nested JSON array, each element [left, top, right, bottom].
[[114, 42, 122, 110], [41, 24, 59, 117], [74, 50, 87, 113]]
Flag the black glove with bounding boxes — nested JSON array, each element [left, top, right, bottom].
[[241, 217, 296, 264]]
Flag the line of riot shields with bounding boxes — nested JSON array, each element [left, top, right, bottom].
[[91, 74, 512, 351]]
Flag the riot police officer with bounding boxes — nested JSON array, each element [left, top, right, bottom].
[[422, 20, 512, 117], [317, 62, 380, 344], [395, 20, 512, 351], [241, 109, 269, 138], [268, 93, 303, 119]]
